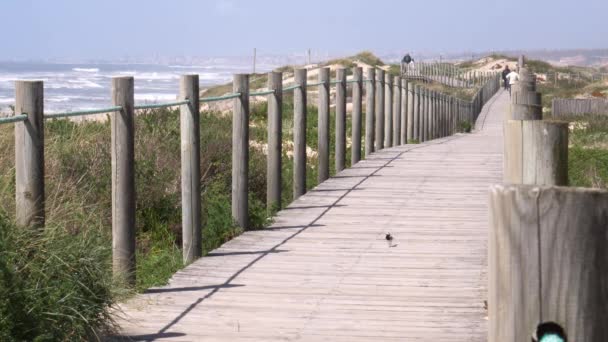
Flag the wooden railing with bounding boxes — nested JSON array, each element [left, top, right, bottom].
[[1, 64, 501, 286]]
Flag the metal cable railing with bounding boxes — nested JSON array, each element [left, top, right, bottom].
[[249, 89, 275, 96], [282, 84, 301, 92], [134, 100, 190, 110], [2, 70, 490, 124], [0, 114, 28, 125], [45, 106, 123, 119], [200, 93, 241, 102]]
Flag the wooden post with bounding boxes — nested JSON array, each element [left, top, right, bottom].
[[232, 74, 249, 229], [400, 78, 408, 144], [180, 75, 201, 264], [511, 103, 542, 120], [512, 91, 541, 106], [111, 76, 136, 285], [14, 80, 44, 228], [422, 88, 428, 142], [419, 88, 425, 142], [428, 90, 435, 140], [352, 67, 363, 163], [375, 69, 385, 151], [318, 68, 330, 182], [489, 184, 608, 342], [518, 54, 525, 71], [384, 73, 393, 148], [503, 120, 568, 185], [441, 93, 446, 137], [293, 69, 307, 199], [365, 68, 375, 156], [413, 85, 420, 141], [436, 93, 441, 138], [407, 83, 415, 141], [335, 68, 347, 172], [267, 72, 282, 210], [393, 76, 401, 146]]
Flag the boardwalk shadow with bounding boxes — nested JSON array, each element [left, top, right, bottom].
[[144, 283, 245, 294], [105, 332, 186, 341], [206, 249, 289, 257], [262, 224, 324, 231], [120, 148, 408, 341], [284, 204, 345, 210], [308, 188, 365, 192]]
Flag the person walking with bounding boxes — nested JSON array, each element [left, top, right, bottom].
[[506, 69, 519, 96], [502, 66, 511, 90]]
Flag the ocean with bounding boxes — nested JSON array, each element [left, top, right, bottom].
[[0, 60, 276, 114]]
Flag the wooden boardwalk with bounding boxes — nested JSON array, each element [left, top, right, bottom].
[[112, 91, 508, 341]]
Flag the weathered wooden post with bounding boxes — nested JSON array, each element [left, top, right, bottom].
[[450, 97, 455, 135], [428, 90, 435, 140], [318, 67, 330, 182], [180, 74, 201, 263], [517, 54, 525, 71], [15, 80, 45, 228], [489, 184, 608, 342], [111, 76, 136, 285], [335, 68, 347, 172], [294, 69, 307, 199], [413, 85, 420, 141], [438, 92, 444, 138], [503, 120, 568, 185], [446, 96, 451, 136], [418, 87, 425, 142], [375, 69, 385, 150], [365, 68, 375, 156], [510, 103, 542, 120], [400, 78, 408, 144], [384, 73, 393, 148], [407, 83, 415, 142], [441, 93, 446, 137], [512, 91, 541, 106], [422, 88, 429, 142], [393, 76, 401, 146], [352, 67, 363, 163], [267, 72, 282, 210], [233, 74, 249, 229], [437, 93, 442, 138]]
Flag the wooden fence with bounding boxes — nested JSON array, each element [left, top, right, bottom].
[[1, 65, 501, 285], [551, 98, 608, 117], [402, 61, 497, 88], [492, 57, 608, 341]]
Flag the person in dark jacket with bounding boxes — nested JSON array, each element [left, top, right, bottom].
[[502, 66, 511, 90]]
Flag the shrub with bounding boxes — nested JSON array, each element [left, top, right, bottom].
[[456, 120, 473, 133], [0, 214, 116, 341]]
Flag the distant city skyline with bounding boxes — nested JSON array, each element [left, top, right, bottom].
[[1, 0, 607, 61]]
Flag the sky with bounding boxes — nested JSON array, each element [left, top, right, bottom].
[[1, 0, 607, 60]]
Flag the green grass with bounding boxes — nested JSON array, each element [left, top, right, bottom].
[[548, 114, 608, 188], [0, 213, 117, 341], [456, 120, 473, 133]]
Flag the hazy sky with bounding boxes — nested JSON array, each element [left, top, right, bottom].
[[1, 0, 607, 60]]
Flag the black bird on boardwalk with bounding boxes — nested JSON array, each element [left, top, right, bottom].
[[385, 233, 394, 247]]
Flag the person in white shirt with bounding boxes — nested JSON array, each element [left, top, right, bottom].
[[506, 70, 519, 95]]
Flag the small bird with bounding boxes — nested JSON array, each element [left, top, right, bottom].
[[385, 233, 394, 247], [534, 322, 567, 342]]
